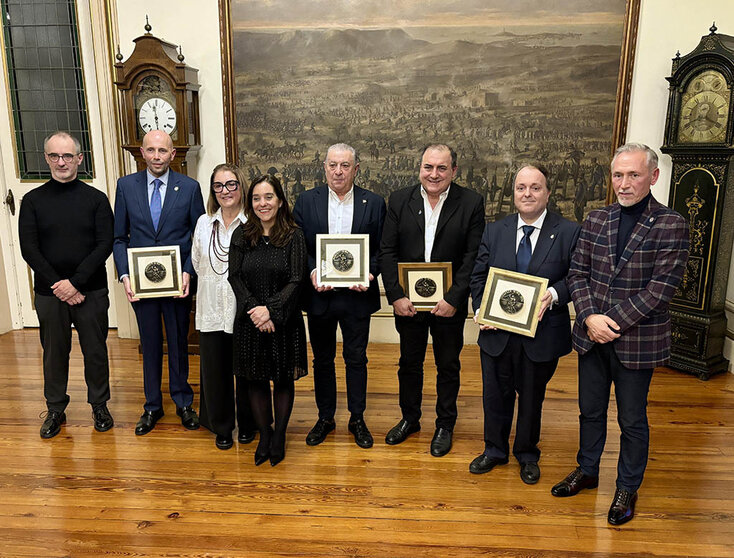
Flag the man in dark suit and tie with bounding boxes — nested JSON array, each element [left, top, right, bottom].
[[113, 130, 205, 435], [469, 164, 581, 483], [294, 143, 386, 448], [551, 143, 689, 525], [379, 144, 484, 457]]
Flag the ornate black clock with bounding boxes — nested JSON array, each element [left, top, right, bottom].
[[661, 24, 734, 379]]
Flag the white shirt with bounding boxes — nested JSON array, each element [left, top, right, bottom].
[[191, 208, 246, 333], [420, 185, 450, 262], [328, 186, 354, 234], [146, 169, 169, 205], [516, 209, 558, 304]]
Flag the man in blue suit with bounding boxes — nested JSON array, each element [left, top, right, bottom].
[[113, 130, 205, 435], [293, 143, 386, 448], [469, 164, 580, 483]]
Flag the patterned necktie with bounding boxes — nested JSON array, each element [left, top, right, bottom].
[[516, 225, 534, 274], [150, 178, 162, 230]]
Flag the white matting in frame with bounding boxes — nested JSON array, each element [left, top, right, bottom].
[[316, 233, 369, 287], [478, 267, 548, 337], [127, 245, 183, 299], [398, 262, 453, 310]]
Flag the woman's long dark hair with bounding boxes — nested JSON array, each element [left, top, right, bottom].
[[241, 174, 297, 248]]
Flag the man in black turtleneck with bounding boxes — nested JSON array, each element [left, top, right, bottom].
[[18, 131, 114, 439], [551, 143, 689, 526]]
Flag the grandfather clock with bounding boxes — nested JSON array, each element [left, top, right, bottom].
[[113, 20, 201, 174], [661, 24, 734, 380]]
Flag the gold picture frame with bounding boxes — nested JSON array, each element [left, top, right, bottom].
[[127, 246, 183, 299], [477, 267, 548, 337], [316, 233, 370, 288], [398, 262, 453, 310]]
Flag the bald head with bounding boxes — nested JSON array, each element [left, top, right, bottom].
[[140, 130, 175, 177]]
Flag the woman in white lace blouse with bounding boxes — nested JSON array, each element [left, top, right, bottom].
[[191, 163, 260, 450]]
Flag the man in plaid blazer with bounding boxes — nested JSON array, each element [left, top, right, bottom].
[[551, 143, 689, 526]]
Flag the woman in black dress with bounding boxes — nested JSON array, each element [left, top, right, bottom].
[[228, 174, 308, 466]]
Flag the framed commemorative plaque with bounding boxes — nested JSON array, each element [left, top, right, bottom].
[[127, 245, 183, 298], [316, 234, 370, 288], [477, 267, 548, 337], [398, 262, 452, 310]]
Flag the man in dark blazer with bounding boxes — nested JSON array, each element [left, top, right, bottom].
[[469, 164, 581, 483], [113, 130, 205, 435], [293, 143, 386, 448], [551, 143, 689, 526], [379, 144, 484, 457]]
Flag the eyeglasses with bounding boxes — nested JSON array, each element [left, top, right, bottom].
[[212, 180, 240, 193], [46, 153, 78, 163]]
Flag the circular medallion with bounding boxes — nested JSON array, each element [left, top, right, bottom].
[[332, 250, 354, 272], [499, 290, 524, 314], [414, 277, 437, 298], [144, 261, 167, 283]]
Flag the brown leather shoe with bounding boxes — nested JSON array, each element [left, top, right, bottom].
[[608, 488, 638, 525], [551, 467, 599, 497]]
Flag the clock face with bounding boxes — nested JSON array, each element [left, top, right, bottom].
[[138, 97, 177, 135], [677, 70, 730, 144]]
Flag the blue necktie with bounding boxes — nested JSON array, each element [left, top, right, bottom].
[[150, 178, 162, 230], [516, 225, 534, 274]]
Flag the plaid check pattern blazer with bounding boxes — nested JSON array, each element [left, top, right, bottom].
[[567, 196, 689, 369]]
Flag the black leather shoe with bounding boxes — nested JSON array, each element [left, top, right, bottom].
[[238, 430, 256, 444], [430, 427, 453, 457], [348, 418, 374, 448], [608, 488, 638, 525], [40, 410, 66, 439], [385, 419, 420, 445], [551, 467, 599, 497], [216, 435, 233, 450], [92, 404, 114, 432], [305, 418, 335, 446], [135, 409, 164, 436], [176, 406, 200, 430], [520, 462, 541, 485], [469, 454, 509, 474]]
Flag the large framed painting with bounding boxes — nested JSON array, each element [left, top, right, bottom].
[[219, 0, 640, 223]]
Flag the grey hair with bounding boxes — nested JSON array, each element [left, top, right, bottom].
[[44, 131, 82, 154], [611, 142, 658, 173], [326, 143, 358, 163]]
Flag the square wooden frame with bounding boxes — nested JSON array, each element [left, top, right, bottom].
[[477, 267, 548, 337], [127, 245, 183, 299], [316, 233, 370, 288], [398, 261, 453, 310]]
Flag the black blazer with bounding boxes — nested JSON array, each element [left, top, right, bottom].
[[470, 211, 581, 362], [293, 185, 386, 317], [379, 183, 485, 316]]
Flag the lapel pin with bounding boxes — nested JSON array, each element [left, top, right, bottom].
[[550, 234, 555, 239], [418, 209, 422, 214], [174, 186, 179, 192], [649, 217, 654, 223], [362, 199, 366, 204]]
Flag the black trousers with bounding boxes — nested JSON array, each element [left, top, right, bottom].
[[35, 289, 110, 413], [480, 335, 557, 464], [577, 342, 653, 493], [198, 331, 255, 437], [307, 311, 371, 420], [394, 312, 464, 430], [132, 296, 193, 412]]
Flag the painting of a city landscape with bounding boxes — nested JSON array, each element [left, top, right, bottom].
[[230, 0, 633, 222]]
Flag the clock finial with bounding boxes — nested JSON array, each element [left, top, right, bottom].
[[177, 45, 185, 63], [674, 50, 681, 60], [115, 44, 123, 62], [710, 22, 717, 34], [144, 15, 152, 34]]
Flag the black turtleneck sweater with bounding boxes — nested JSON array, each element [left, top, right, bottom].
[[616, 192, 652, 264], [18, 177, 113, 295]]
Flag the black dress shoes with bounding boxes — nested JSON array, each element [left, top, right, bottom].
[[40, 410, 66, 439], [520, 462, 541, 485], [305, 418, 335, 446], [238, 430, 256, 444], [216, 435, 233, 450], [551, 467, 599, 497], [607, 488, 638, 525], [469, 454, 509, 474], [92, 404, 114, 432], [430, 427, 453, 457], [348, 418, 374, 448], [385, 419, 420, 445], [135, 409, 164, 436], [176, 406, 200, 430]]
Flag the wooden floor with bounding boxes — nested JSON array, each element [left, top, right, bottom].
[[1, 329, 733, 557]]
